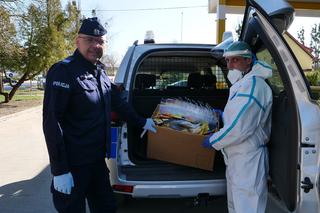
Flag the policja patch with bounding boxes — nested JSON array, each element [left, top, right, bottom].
[[52, 81, 70, 89]]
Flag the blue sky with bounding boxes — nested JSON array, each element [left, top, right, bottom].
[[61, 0, 320, 62]]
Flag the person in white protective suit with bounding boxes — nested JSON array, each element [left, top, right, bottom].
[[202, 41, 273, 213]]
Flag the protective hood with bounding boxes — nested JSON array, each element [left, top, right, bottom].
[[244, 60, 273, 80]]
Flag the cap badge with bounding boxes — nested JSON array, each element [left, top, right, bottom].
[[93, 29, 100, 36]]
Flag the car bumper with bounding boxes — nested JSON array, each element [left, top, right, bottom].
[[113, 179, 226, 198]]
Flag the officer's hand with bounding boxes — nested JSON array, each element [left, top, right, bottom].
[[53, 172, 74, 195], [202, 135, 214, 149], [143, 118, 157, 133]]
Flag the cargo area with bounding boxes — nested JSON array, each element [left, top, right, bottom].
[[122, 51, 230, 181]]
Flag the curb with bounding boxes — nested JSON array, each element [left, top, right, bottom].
[[0, 105, 42, 123]]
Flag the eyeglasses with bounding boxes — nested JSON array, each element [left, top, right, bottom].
[[78, 36, 106, 45]]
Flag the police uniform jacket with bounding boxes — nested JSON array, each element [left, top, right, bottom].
[[43, 50, 146, 176]]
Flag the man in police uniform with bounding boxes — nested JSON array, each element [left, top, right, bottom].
[[43, 17, 156, 213]]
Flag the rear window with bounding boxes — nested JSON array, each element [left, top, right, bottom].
[[134, 54, 228, 90]]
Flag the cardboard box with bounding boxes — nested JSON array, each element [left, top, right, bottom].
[[147, 126, 216, 171]]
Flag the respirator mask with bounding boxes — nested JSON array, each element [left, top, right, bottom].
[[227, 69, 243, 84]]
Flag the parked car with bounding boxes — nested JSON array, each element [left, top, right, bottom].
[[107, 0, 320, 212], [2, 77, 11, 84], [2, 77, 17, 84]]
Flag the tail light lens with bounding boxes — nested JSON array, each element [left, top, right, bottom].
[[111, 111, 119, 122], [112, 184, 134, 193]]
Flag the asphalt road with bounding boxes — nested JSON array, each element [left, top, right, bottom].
[[0, 106, 228, 213]]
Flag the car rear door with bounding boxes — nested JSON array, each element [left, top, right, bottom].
[[239, 0, 320, 212]]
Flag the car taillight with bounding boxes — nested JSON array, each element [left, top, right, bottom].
[[112, 184, 134, 193]]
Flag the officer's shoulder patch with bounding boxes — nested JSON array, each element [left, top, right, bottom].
[[49, 63, 71, 90], [61, 56, 74, 64], [52, 81, 70, 89]]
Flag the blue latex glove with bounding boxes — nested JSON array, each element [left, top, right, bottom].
[[202, 135, 213, 149], [53, 172, 74, 194], [143, 118, 157, 133]]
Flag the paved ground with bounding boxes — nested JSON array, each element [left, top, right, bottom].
[[0, 99, 43, 118], [0, 105, 285, 213], [0, 106, 229, 213], [0, 106, 55, 213]]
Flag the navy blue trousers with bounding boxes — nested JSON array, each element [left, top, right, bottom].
[[51, 160, 116, 213]]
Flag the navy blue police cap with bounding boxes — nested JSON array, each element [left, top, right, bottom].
[[78, 17, 107, 37]]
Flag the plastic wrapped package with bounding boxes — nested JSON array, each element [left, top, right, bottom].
[[155, 98, 219, 134]]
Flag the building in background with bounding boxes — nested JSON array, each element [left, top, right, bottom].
[[284, 32, 316, 72], [208, 0, 320, 43]]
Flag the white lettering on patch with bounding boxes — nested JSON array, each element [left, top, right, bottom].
[[53, 81, 70, 89]]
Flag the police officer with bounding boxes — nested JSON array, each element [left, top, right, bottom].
[[43, 17, 156, 213]]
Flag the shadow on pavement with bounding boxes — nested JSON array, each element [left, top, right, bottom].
[[0, 165, 56, 213], [0, 164, 228, 213]]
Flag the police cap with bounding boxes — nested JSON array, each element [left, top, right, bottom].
[[78, 17, 107, 37]]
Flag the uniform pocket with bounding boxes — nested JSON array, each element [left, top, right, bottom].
[[76, 78, 97, 91]]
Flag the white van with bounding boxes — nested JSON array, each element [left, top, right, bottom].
[[107, 0, 320, 212]]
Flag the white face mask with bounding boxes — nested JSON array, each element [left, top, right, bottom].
[[227, 69, 243, 84]]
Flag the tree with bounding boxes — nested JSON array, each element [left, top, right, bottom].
[[6, 1, 56, 102], [305, 70, 319, 86], [0, 5, 22, 102], [297, 27, 305, 45], [63, 1, 81, 55], [0, 0, 81, 103], [0, 0, 24, 13], [310, 24, 320, 69], [235, 21, 242, 39], [101, 53, 119, 76]]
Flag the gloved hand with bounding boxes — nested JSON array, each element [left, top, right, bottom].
[[143, 118, 157, 133], [53, 172, 74, 195], [202, 135, 213, 149]]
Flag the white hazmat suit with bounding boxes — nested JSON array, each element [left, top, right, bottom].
[[208, 60, 273, 213]]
